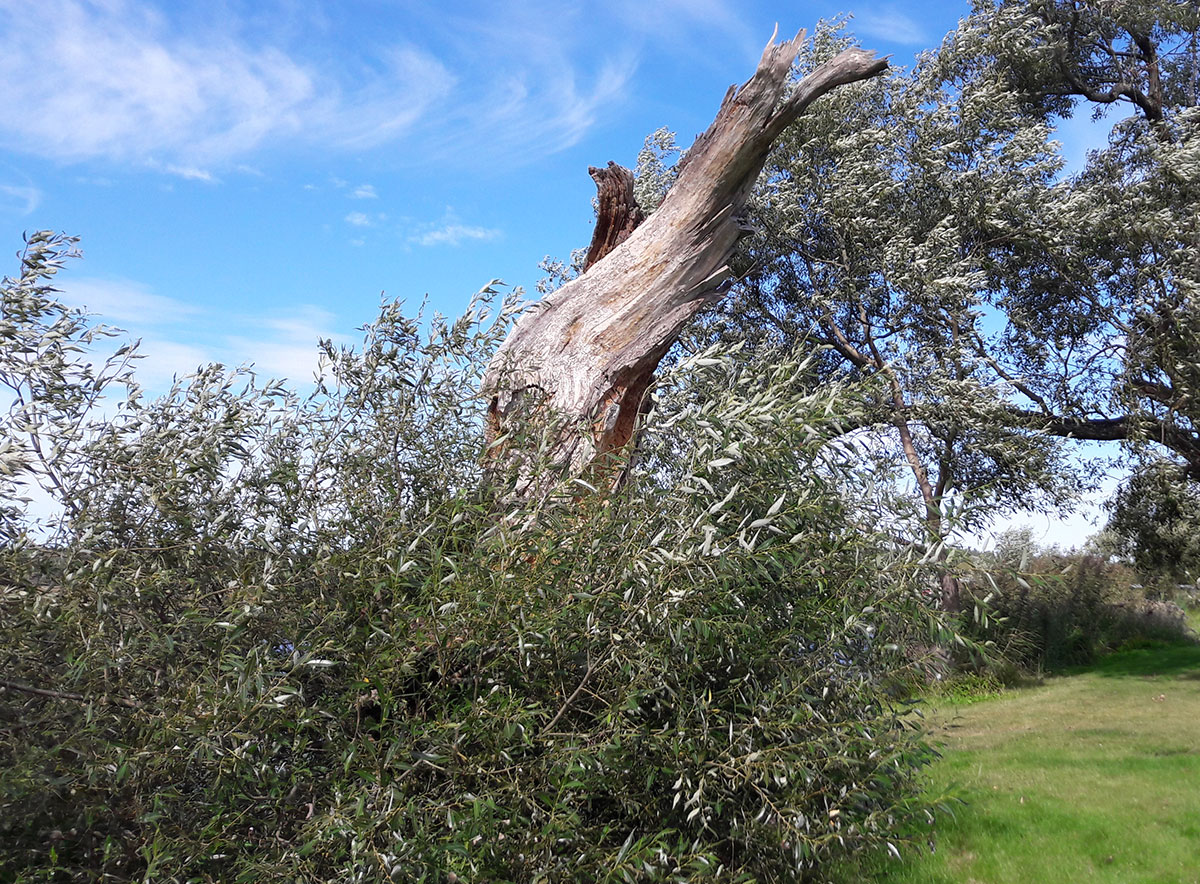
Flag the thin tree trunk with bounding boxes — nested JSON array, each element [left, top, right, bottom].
[[482, 29, 887, 495]]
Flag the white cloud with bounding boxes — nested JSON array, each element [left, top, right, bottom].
[[128, 337, 214, 390], [0, 182, 40, 215], [224, 305, 349, 382], [136, 321, 340, 389], [851, 7, 931, 47], [508, 57, 632, 153], [345, 211, 372, 227], [236, 341, 326, 382], [448, 52, 634, 159], [610, 0, 758, 61], [57, 275, 347, 388], [61, 277, 200, 325], [261, 305, 338, 342], [400, 3, 636, 162], [0, 0, 453, 167], [408, 206, 501, 247], [0, 1, 649, 173], [977, 471, 1124, 552], [351, 184, 377, 199], [415, 223, 501, 248], [165, 164, 216, 182]]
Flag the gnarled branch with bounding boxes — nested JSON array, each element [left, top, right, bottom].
[[482, 30, 887, 494]]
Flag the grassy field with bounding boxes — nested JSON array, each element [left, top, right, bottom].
[[845, 640, 1200, 884]]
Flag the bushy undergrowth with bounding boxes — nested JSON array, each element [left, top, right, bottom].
[[1, 234, 940, 882], [960, 537, 1196, 673]]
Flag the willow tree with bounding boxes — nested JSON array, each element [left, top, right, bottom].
[[481, 29, 886, 494]]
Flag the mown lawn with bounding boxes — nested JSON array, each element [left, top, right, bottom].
[[845, 641, 1200, 884]]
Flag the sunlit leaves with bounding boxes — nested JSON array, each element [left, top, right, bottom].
[[1, 267, 937, 880]]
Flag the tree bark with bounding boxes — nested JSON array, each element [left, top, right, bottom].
[[1005, 407, 1200, 479], [482, 29, 887, 494], [582, 162, 645, 273]]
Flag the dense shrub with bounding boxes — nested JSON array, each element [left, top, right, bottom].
[[1, 234, 939, 882], [1105, 461, 1200, 582], [959, 530, 1196, 673]]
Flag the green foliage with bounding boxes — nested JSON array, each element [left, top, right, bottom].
[[950, 1, 1200, 479], [633, 127, 681, 216], [963, 0, 1200, 124], [668, 19, 1092, 564], [12, 5, 1198, 876], [929, 672, 1005, 706], [1106, 459, 1200, 580], [0, 231, 138, 544], [960, 531, 1194, 673], [0, 238, 939, 882], [654, 7, 1200, 572]]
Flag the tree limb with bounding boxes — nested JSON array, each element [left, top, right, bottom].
[[0, 677, 143, 709], [482, 30, 888, 493]]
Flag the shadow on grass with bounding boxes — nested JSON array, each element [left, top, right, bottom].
[[1073, 641, 1200, 678]]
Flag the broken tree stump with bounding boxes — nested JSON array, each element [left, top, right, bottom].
[[482, 29, 887, 495]]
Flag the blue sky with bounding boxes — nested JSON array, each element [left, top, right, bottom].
[[0, 0, 980, 387], [0, 0, 1112, 546]]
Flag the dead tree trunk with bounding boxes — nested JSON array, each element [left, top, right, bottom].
[[482, 29, 887, 494]]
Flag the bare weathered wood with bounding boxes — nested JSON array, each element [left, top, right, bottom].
[[582, 162, 646, 272], [483, 29, 887, 492]]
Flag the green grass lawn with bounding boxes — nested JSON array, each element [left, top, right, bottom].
[[844, 642, 1200, 884]]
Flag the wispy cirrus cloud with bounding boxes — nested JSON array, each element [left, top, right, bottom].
[[60, 275, 351, 389], [480, 57, 633, 156], [164, 164, 217, 182], [350, 184, 378, 199], [393, 1, 637, 162], [0, 181, 40, 215], [0, 0, 644, 174], [63, 277, 201, 325], [410, 207, 501, 247], [224, 305, 349, 382], [609, 0, 759, 62], [415, 223, 501, 247], [851, 7, 931, 47], [61, 276, 215, 390], [0, 0, 453, 170]]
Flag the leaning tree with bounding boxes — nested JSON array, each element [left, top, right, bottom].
[[481, 29, 887, 494]]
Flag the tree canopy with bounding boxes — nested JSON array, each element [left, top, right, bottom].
[[3, 5, 1200, 881], [637, 5, 1200, 576]]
